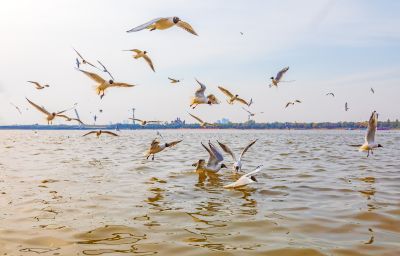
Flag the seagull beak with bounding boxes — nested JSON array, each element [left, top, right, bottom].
[[192, 162, 197, 167]]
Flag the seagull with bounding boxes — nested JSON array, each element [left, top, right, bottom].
[[326, 92, 335, 97], [126, 17, 198, 36], [269, 67, 289, 87], [285, 102, 295, 108], [370, 88, 375, 94], [27, 81, 50, 90], [129, 118, 162, 126], [217, 139, 257, 172], [168, 77, 181, 84], [73, 48, 99, 70], [188, 113, 214, 128], [124, 49, 155, 72], [241, 107, 264, 119], [145, 138, 182, 160], [359, 111, 382, 157], [345, 102, 349, 111], [10, 103, 22, 114], [294, 100, 302, 103], [26, 98, 82, 125], [78, 69, 136, 99], [83, 130, 118, 138], [218, 86, 252, 106], [192, 141, 227, 172], [97, 60, 115, 81], [224, 165, 263, 189], [190, 79, 219, 109]]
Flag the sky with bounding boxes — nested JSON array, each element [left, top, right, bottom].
[[0, 0, 399, 125]]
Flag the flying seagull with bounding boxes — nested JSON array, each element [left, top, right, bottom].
[[345, 102, 349, 111], [190, 79, 219, 109], [218, 86, 252, 106], [326, 92, 335, 97], [359, 111, 382, 157], [124, 49, 155, 72], [129, 118, 162, 126], [188, 113, 214, 128], [26, 98, 83, 125], [27, 81, 49, 90], [144, 138, 182, 160], [78, 69, 136, 99], [10, 103, 22, 114], [168, 77, 181, 84], [269, 67, 290, 88], [127, 17, 198, 36], [73, 48, 99, 70], [370, 88, 375, 94], [83, 130, 119, 138], [217, 139, 257, 172]]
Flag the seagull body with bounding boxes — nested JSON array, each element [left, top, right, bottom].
[[145, 139, 182, 160], [26, 98, 82, 125], [127, 17, 198, 36], [83, 130, 118, 138], [269, 67, 289, 87], [242, 107, 263, 119], [224, 165, 263, 189], [359, 111, 382, 157], [27, 81, 49, 90], [124, 49, 155, 72], [190, 79, 219, 109], [218, 86, 252, 106], [129, 118, 161, 126], [193, 142, 227, 173], [345, 102, 349, 111], [326, 92, 335, 97], [168, 77, 180, 84], [217, 140, 257, 172], [78, 69, 135, 99], [188, 113, 214, 128]]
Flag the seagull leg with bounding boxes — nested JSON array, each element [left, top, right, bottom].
[[367, 150, 370, 157], [371, 149, 374, 155], [146, 155, 150, 160], [152, 154, 155, 161]]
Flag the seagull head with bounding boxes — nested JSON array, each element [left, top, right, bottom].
[[235, 165, 240, 172], [173, 17, 180, 23], [109, 80, 114, 84], [221, 163, 227, 169], [378, 144, 383, 148], [51, 112, 56, 116], [143, 51, 147, 54], [250, 176, 258, 182], [270, 76, 274, 80]]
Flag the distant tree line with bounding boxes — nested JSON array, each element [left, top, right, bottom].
[[1, 119, 399, 130]]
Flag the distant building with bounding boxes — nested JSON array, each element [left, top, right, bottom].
[[171, 117, 185, 125], [217, 118, 231, 124]]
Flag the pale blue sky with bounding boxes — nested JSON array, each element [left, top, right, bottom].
[[0, 0, 399, 125]]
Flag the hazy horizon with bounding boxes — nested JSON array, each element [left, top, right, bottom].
[[1, 0, 399, 125]]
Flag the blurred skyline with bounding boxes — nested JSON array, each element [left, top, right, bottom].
[[0, 0, 399, 125]]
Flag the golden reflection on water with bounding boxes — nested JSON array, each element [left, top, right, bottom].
[[0, 130, 399, 255]]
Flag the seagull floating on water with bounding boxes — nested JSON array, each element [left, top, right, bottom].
[[192, 141, 227, 173], [224, 165, 263, 189]]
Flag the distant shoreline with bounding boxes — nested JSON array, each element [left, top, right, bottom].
[[0, 123, 397, 131]]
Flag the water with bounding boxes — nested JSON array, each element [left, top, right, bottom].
[[0, 130, 399, 255]]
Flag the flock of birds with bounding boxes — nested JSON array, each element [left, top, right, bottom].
[[17, 16, 383, 188]]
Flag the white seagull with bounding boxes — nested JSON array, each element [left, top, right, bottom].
[[192, 141, 227, 173], [217, 140, 257, 172], [269, 67, 289, 87], [224, 165, 263, 189], [359, 111, 383, 157], [190, 79, 219, 109], [127, 17, 198, 36]]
